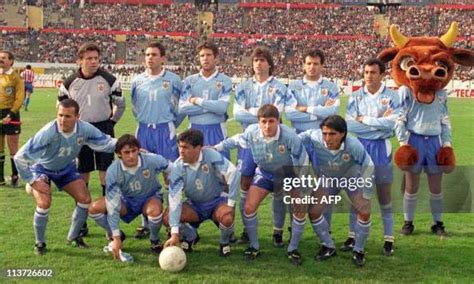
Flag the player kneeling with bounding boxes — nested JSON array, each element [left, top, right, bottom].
[[89, 134, 172, 260], [163, 129, 240, 257]]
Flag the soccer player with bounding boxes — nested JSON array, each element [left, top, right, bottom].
[[89, 134, 172, 259], [21, 64, 35, 111], [215, 104, 308, 260], [296, 115, 373, 266], [14, 99, 117, 255], [179, 40, 232, 159], [163, 129, 240, 256], [396, 75, 452, 237], [285, 49, 339, 134], [346, 58, 401, 256], [233, 46, 288, 246], [130, 41, 183, 239], [0, 50, 24, 187], [285, 48, 339, 231], [58, 42, 125, 237]]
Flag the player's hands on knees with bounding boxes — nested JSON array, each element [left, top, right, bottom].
[[164, 234, 180, 247], [112, 238, 122, 260], [31, 179, 50, 194], [2, 116, 11, 124]]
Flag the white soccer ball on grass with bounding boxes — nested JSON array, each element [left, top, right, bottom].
[[159, 246, 187, 272]]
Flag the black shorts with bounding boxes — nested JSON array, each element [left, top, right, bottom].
[[77, 120, 115, 173], [0, 109, 21, 135]]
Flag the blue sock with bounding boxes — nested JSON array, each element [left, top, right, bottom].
[[219, 222, 235, 245], [311, 216, 334, 248], [67, 203, 89, 241], [243, 211, 259, 250], [380, 202, 394, 239], [180, 223, 198, 242], [349, 206, 357, 238], [403, 192, 417, 221], [323, 205, 333, 232], [90, 212, 111, 236], [288, 215, 305, 252], [430, 193, 443, 223], [34, 207, 49, 244], [148, 214, 163, 242], [354, 219, 371, 253], [141, 214, 149, 228], [272, 193, 286, 234]]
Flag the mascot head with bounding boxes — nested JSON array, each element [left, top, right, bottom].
[[378, 22, 474, 104]]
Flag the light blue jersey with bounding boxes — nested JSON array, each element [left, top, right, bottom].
[[233, 76, 287, 129], [179, 71, 232, 125], [216, 124, 309, 174], [131, 69, 183, 127], [285, 77, 339, 131], [105, 152, 171, 235], [395, 86, 452, 145], [14, 120, 116, 184], [168, 148, 240, 233], [346, 83, 401, 140], [299, 129, 373, 190]]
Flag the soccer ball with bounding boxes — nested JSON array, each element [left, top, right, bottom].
[[159, 246, 186, 272]]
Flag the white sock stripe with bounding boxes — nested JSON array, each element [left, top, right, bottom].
[[380, 202, 392, 209], [404, 192, 417, 200], [35, 207, 49, 214], [219, 223, 234, 231], [292, 215, 306, 224], [77, 202, 90, 209], [243, 212, 257, 220], [311, 215, 324, 225], [430, 193, 443, 200], [149, 214, 163, 223], [357, 219, 372, 227], [89, 212, 105, 219]]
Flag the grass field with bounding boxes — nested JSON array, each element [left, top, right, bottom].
[[0, 88, 473, 283]]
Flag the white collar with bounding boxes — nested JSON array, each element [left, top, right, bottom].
[[253, 75, 273, 87], [199, 69, 218, 81], [1, 68, 13, 75], [120, 155, 142, 174], [324, 141, 345, 154], [259, 125, 281, 143], [183, 151, 203, 171], [364, 82, 385, 96], [58, 122, 77, 138], [146, 68, 165, 78], [303, 76, 323, 85]]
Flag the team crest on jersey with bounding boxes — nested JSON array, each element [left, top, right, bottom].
[[342, 153, 351, 162], [201, 164, 209, 174], [215, 81, 223, 90], [321, 88, 329, 97], [143, 169, 151, 179], [4, 87, 14, 96], [268, 87, 276, 96], [380, 98, 390, 106], [162, 81, 170, 89], [97, 82, 105, 92], [76, 137, 84, 145], [278, 144, 286, 154]]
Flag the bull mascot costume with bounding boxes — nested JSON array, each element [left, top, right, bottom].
[[378, 22, 474, 236]]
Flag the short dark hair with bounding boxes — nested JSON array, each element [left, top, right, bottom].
[[251, 47, 275, 75], [77, 42, 101, 59], [320, 115, 347, 140], [178, 129, 204, 147], [196, 40, 219, 57], [26, 64, 32, 69], [257, 104, 279, 120], [364, 58, 386, 74], [115, 134, 141, 154], [0, 50, 15, 62], [58, 99, 80, 115], [303, 49, 325, 65], [146, 41, 166, 57]]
